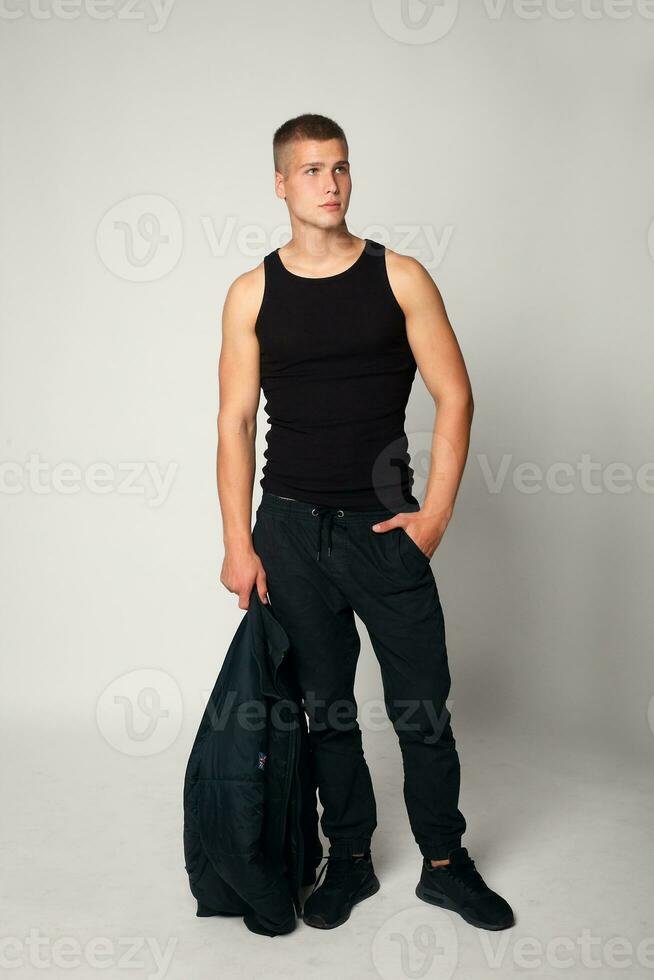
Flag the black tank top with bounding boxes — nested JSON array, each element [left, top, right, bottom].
[[255, 238, 419, 511]]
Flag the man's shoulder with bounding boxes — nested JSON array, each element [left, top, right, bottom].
[[384, 245, 428, 281], [225, 259, 265, 309], [384, 246, 433, 305], [226, 258, 266, 300], [223, 258, 266, 324]]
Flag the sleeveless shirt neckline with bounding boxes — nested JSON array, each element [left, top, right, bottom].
[[274, 238, 370, 281]]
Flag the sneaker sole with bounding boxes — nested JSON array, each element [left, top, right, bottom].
[[302, 875, 380, 929], [415, 882, 514, 931]]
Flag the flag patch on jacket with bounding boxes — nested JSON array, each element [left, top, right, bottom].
[[257, 751, 267, 770]]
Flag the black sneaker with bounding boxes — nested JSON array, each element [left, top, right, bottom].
[[302, 849, 380, 929], [415, 847, 514, 930]]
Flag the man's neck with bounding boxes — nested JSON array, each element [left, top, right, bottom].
[[278, 228, 365, 276]]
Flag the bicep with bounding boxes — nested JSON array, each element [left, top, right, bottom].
[[392, 256, 472, 405]]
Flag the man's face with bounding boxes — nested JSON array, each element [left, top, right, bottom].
[[275, 138, 351, 229]]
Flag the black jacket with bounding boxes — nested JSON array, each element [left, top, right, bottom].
[[183, 587, 322, 936]]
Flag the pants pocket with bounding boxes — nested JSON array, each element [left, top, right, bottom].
[[398, 526, 431, 574]]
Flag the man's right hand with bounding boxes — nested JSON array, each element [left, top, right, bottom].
[[220, 546, 269, 610]]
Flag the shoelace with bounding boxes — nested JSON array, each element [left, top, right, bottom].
[[310, 854, 360, 894], [430, 854, 488, 896]]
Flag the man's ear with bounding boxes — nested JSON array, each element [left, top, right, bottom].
[[274, 171, 286, 200]]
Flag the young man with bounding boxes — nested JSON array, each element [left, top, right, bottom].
[[216, 114, 514, 932]]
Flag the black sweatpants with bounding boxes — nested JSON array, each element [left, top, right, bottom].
[[252, 491, 467, 862]]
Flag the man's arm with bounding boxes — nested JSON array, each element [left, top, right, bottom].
[[216, 263, 269, 608], [373, 250, 475, 558]]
